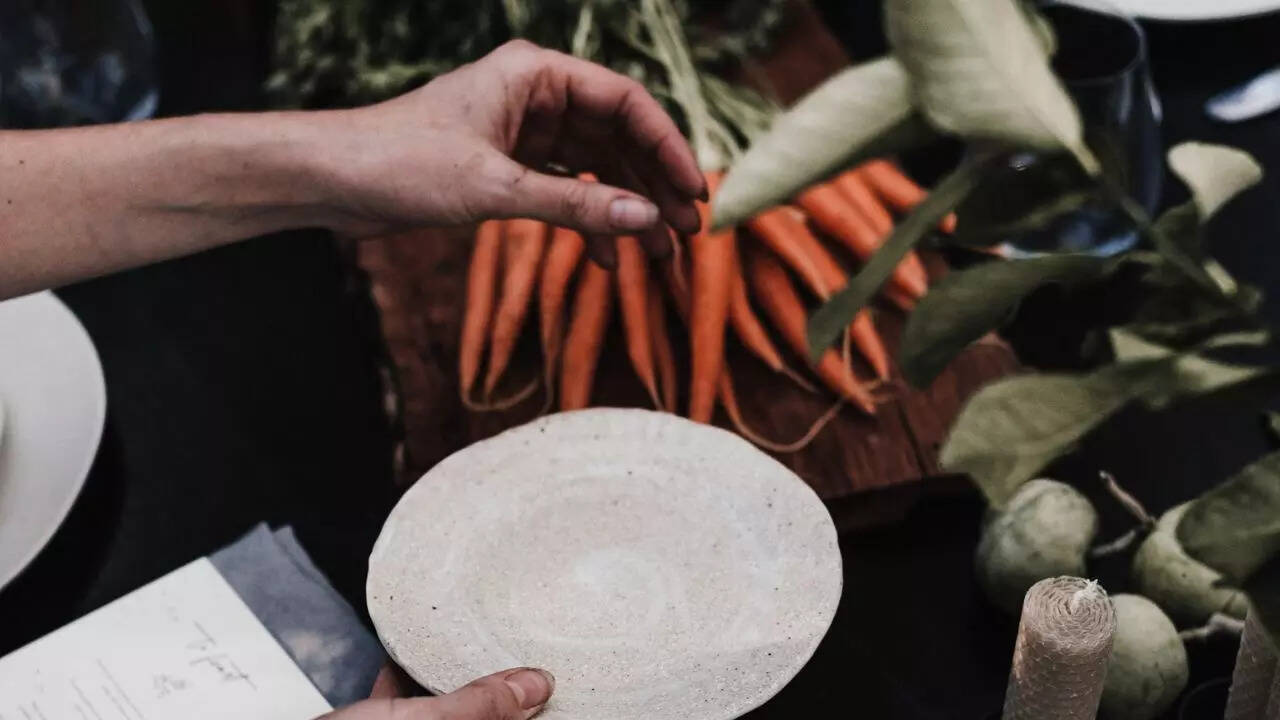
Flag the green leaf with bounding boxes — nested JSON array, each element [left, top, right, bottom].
[[943, 332, 1271, 506], [806, 154, 987, 360], [712, 56, 930, 228], [1178, 450, 1280, 649], [1167, 142, 1264, 220], [900, 254, 1112, 387], [1152, 201, 1203, 259], [1110, 329, 1270, 408], [1020, 1, 1057, 56], [940, 365, 1148, 507], [1139, 143, 1264, 297], [1179, 452, 1280, 580], [884, 0, 1098, 174], [955, 189, 1094, 246]]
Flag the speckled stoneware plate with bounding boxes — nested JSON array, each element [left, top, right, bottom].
[[368, 408, 843, 720]]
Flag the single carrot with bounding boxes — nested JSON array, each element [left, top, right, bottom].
[[459, 219, 503, 401], [746, 207, 829, 298], [728, 257, 816, 391], [860, 159, 958, 233], [689, 172, 736, 424], [665, 260, 840, 450], [560, 262, 614, 411], [834, 169, 894, 236], [797, 183, 928, 299], [745, 248, 877, 414], [851, 307, 891, 380], [537, 225, 585, 410], [484, 218, 548, 398], [647, 282, 678, 413], [616, 235, 661, 408]]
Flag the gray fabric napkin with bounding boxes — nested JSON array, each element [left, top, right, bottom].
[[209, 523, 385, 708]]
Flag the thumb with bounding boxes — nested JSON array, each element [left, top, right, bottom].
[[419, 667, 555, 720], [499, 164, 660, 236]]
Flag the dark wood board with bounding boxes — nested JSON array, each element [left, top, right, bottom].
[[352, 1, 1020, 530]]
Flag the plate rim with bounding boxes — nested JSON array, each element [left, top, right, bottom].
[[0, 290, 107, 591], [1108, 0, 1280, 21], [367, 408, 843, 720]]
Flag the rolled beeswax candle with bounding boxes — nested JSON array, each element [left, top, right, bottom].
[[1225, 610, 1279, 720], [1002, 577, 1116, 720]]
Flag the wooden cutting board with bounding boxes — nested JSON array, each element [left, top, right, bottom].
[[351, 1, 1019, 530]]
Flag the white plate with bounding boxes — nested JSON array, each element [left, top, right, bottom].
[[1107, 0, 1280, 20], [368, 409, 843, 720], [0, 291, 107, 590]]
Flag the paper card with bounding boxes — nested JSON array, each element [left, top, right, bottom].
[[0, 558, 333, 720]]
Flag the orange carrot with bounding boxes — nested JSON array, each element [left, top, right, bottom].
[[834, 169, 894, 236], [616, 235, 661, 408], [746, 207, 829, 298], [761, 208, 893, 377], [728, 258, 817, 391], [860, 159, 958, 233], [665, 260, 839, 449], [459, 219, 503, 401], [484, 218, 547, 397], [851, 308, 891, 380], [648, 282, 678, 413], [538, 226, 586, 399], [882, 283, 918, 312], [798, 183, 929, 299], [782, 211, 914, 311], [663, 255, 691, 318], [745, 248, 877, 414], [560, 262, 614, 411], [688, 172, 736, 424]]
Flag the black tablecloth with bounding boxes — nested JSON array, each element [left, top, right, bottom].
[[1, 3, 1277, 718]]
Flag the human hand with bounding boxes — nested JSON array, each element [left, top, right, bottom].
[[319, 40, 706, 266], [320, 664, 555, 720]]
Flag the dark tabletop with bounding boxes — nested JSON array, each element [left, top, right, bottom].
[[1, 2, 1278, 719]]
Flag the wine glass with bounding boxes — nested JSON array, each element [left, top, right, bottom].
[[963, 0, 1163, 257]]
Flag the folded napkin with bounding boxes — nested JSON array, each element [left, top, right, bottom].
[[210, 524, 385, 708]]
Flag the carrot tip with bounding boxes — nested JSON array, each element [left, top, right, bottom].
[[462, 375, 541, 412]]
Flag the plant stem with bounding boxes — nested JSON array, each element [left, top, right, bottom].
[[1088, 527, 1142, 558], [1099, 470, 1154, 528], [1179, 613, 1246, 643]]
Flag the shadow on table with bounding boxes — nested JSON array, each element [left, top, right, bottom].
[[0, 419, 126, 652]]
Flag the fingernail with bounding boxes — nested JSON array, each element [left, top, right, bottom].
[[609, 197, 659, 230], [505, 668, 554, 709]]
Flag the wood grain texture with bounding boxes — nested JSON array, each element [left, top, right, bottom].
[[351, 0, 1019, 530]]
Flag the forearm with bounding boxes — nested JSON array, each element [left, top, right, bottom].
[[0, 112, 344, 299]]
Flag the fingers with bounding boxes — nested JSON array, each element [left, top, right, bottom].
[[493, 159, 662, 236], [491, 40, 706, 204], [423, 667, 555, 720]]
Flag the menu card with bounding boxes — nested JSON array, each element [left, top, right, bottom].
[[0, 558, 333, 720]]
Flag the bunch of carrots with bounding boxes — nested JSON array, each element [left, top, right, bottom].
[[458, 159, 953, 450]]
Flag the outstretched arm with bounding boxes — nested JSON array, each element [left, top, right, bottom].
[[0, 40, 705, 300]]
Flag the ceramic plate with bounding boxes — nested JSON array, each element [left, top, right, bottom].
[[0, 291, 107, 590], [1106, 0, 1280, 20], [368, 409, 842, 720]]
